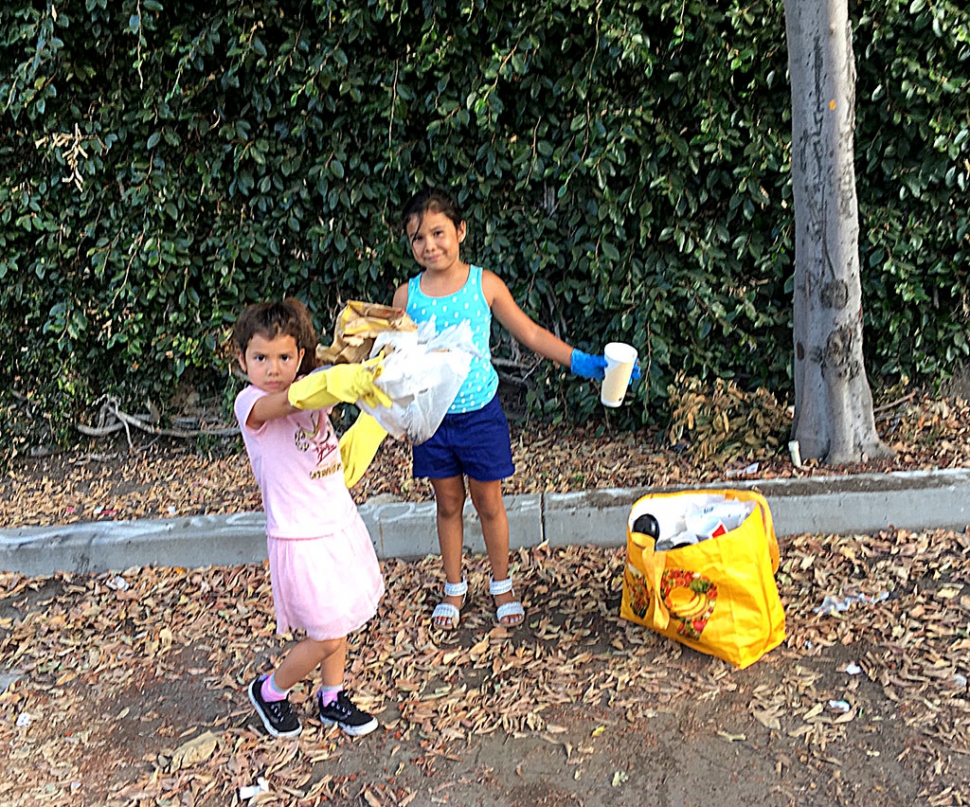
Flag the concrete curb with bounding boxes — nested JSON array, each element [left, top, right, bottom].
[[2, 469, 969, 576]]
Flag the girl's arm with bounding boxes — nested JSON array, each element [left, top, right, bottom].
[[246, 362, 391, 431], [245, 391, 298, 430], [483, 270, 574, 367], [392, 282, 409, 310]]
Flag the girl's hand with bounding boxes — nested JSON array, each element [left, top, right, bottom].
[[570, 350, 641, 384], [288, 364, 392, 410], [570, 350, 607, 380]]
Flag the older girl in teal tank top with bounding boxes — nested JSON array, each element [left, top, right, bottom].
[[392, 188, 638, 630]]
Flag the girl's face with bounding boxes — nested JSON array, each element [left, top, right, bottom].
[[406, 210, 466, 274], [237, 332, 305, 394]]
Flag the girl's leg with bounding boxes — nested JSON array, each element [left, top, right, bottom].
[[273, 636, 346, 690], [468, 477, 523, 626], [309, 635, 377, 736], [250, 636, 344, 739], [271, 635, 377, 737], [318, 637, 348, 688], [430, 475, 468, 626]]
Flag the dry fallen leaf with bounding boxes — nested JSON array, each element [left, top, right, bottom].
[[170, 730, 219, 770]]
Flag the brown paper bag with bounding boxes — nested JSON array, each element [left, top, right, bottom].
[[316, 301, 417, 365]]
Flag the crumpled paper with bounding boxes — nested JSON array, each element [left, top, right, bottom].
[[316, 301, 417, 365]]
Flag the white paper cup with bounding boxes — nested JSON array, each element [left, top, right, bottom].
[[600, 342, 638, 407]]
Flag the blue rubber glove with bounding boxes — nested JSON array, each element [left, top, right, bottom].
[[569, 349, 641, 384], [570, 349, 607, 380]]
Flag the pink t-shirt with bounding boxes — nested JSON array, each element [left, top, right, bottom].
[[234, 385, 357, 539]]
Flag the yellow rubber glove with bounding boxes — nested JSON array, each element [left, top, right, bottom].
[[288, 363, 391, 410], [338, 412, 388, 488]]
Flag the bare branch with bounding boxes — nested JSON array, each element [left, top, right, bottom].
[[76, 396, 238, 447]]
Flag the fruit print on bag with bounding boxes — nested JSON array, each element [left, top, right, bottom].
[[624, 564, 650, 619], [660, 569, 718, 640]]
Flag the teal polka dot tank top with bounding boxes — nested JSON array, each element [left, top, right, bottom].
[[406, 264, 499, 414]]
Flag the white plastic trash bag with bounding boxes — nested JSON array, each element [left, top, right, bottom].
[[358, 317, 478, 444]]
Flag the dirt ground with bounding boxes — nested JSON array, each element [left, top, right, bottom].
[[2, 391, 970, 806], [1, 531, 969, 807]]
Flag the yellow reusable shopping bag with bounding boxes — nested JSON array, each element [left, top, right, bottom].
[[620, 489, 786, 669]]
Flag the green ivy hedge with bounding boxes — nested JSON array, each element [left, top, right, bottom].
[[1, 0, 968, 454]]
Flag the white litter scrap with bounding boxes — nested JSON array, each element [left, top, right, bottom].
[[814, 590, 889, 615], [239, 777, 270, 800], [105, 575, 130, 591]]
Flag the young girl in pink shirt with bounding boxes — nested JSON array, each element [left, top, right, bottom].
[[232, 297, 387, 739]]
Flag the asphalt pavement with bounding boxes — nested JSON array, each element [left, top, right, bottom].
[[2, 468, 969, 575]]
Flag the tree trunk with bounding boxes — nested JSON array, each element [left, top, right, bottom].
[[784, 0, 893, 465]]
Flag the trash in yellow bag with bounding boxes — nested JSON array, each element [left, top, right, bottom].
[[620, 489, 786, 669], [317, 301, 417, 366]]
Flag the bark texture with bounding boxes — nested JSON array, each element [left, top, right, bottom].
[[784, 0, 893, 465]]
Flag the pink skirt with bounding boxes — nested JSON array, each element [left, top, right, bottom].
[[267, 511, 384, 641]]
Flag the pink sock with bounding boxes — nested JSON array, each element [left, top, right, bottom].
[[319, 685, 342, 706], [260, 674, 288, 703]]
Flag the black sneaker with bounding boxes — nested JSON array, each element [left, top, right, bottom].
[[248, 677, 302, 738], [318, 690, 378, 737]]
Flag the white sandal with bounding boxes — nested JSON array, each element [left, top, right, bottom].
[[431, 576, 467, 629], [489, 576, 525, 627]]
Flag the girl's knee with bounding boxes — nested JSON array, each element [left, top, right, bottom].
[[474, 497, 506, 524], [303, 636, 344, 660], [469, 484, 505, 521], [433, 487, 467, 520], [431, 478, 466, 518], [435, 496, 465, 520]]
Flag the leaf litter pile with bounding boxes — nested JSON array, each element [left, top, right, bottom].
[[0, 392, 969, 806], [2, 393, 969, 529], [1, 531, 969, 805]]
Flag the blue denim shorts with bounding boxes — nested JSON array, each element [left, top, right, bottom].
[[412, 395, 515, 482]]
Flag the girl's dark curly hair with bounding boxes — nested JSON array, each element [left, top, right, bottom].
[[232, 297, 318, 376]]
